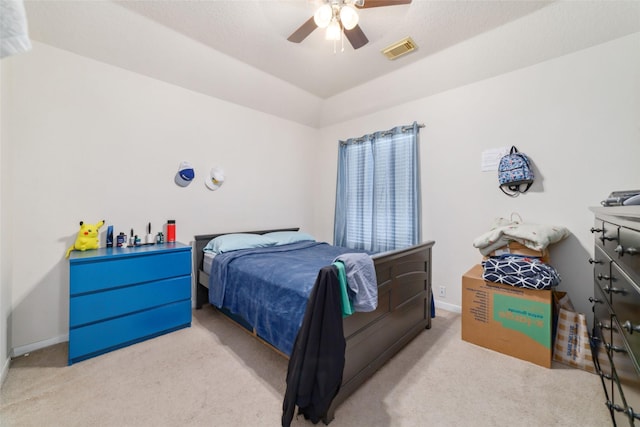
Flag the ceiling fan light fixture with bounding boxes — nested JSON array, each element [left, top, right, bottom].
[[325, 18, 341, 41], [313, 4, 333, 28], [288, 0, 413, 50], [339, 5, 359, 30]]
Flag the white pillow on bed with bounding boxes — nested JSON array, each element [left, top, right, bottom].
[[203, 233, 277, 254], [263, 231, 316, 245]]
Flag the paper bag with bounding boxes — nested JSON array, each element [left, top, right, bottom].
[[552, 292, 595, 373]]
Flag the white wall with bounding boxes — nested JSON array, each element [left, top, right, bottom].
[[315, 33, 640, 321], [0, 62, 11, 382], [2, 42, 318, 354], [2, 30, 639, 360]]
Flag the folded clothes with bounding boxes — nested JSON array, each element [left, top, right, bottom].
[[481, 254, 561, 290], [473, 217, 570, 256]]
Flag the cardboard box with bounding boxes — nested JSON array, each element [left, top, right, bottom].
[[487, 241, 549, 263], [462, 264, 554, 368]]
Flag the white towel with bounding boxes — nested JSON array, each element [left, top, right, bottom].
[[1, 0, 32, 59]]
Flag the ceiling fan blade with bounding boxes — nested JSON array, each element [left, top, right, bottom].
[[344, 24, 369, 50], [358, 0, 412, 8], [287, 17, 317, 43]]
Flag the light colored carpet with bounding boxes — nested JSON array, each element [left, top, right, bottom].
[[1, 308, 610, 427]]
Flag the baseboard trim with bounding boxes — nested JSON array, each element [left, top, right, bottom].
[[6, 302, 460, 358], [11, 333, 68, 358], [435, 299, 461, 313], [1, 355, 9, 388]]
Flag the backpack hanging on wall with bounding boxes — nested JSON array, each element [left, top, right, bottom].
[[498, 146, 534, 197]]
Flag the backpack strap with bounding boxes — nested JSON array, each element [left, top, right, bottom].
[[501, 181, 532, 197], [500, 185, 519, 197]]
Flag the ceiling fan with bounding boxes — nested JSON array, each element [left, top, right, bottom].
[[287, 0, 412, 50]]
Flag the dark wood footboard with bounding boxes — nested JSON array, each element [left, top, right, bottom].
[[328, 241, 433, 422], [193, 230, 434, 423]]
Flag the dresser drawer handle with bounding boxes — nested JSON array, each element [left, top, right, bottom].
[[622, 320, 640, 334], [589, 296, 602, 304], [607, 401, 626, 413], [600, 234, 618, 243], [604, 286, 625, 295], [615, 245, 639, 256], [598, 322, 614, 331], [588, 258, 603, 265], [599, 370, 613, 381], [591, 227, 603, 233], [610, 404, 640, 422], [606, 343, 627, 353], [597, 273, 611, 281]]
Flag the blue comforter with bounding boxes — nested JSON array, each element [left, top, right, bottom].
[[208, 241, 369, 355]]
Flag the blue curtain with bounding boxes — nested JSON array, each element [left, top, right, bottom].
[[334, 122, 421, 252]]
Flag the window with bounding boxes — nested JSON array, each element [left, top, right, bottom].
[[334, 122, 421, 252]]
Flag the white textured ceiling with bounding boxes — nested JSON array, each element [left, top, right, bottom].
[[114, 0, 558, 98], [23, 0, 559, 99], [22, 0, 640, 127]]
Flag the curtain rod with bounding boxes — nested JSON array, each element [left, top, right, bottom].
[[340, 123, 425, 146]]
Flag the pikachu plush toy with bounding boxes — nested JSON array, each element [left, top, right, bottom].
[[65, 220, 105, 258]]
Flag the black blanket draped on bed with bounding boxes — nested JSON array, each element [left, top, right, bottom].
[[282, 265, 345, 427]]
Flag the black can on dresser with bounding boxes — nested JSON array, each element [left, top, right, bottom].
[[590, 206, 640, 426]]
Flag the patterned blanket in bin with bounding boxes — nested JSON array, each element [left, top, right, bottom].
[[481, 254, 561, 290]]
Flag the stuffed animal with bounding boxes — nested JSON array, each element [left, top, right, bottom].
[[65, 220, 105, 258]]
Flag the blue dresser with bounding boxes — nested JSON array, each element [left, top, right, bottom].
[[68, 242, 192, 364]]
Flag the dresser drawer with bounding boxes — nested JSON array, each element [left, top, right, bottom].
[[69, 299, 191, 363], [593, 244, 613, 267], [594, 338, 625, 419], [610, 317, 640, 421], [603, 323, 632, 426], [595, 343, 615, 403], [595, 246, 614, 304], [70, 250, 191, 295], [594, 284, 614, 339], [70, 276, 191, 328], [595, 219, 621, 259], [593, 285, 617, 400], [610, 262, 640, 366], [618, 226, 640, 285]]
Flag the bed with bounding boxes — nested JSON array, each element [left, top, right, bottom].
[[194, 228, 434, 423]]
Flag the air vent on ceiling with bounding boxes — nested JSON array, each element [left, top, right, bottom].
[[381, 37, 417, 60]]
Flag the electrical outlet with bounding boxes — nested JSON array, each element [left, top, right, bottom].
[[439, 286, 446, 298]]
